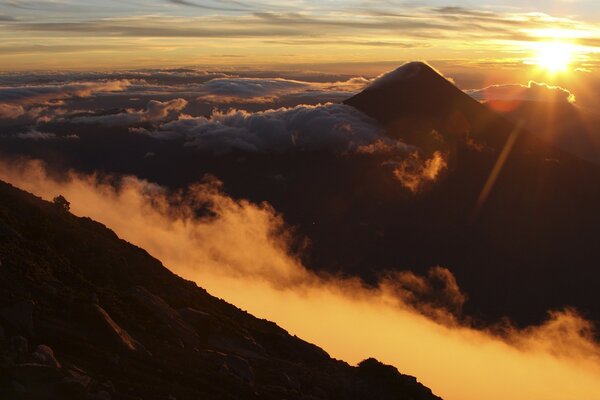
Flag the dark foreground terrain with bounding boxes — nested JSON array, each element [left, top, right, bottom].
[[0, 179, 440, 400]]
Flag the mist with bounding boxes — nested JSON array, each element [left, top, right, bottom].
[[1, 158, 599, 400]]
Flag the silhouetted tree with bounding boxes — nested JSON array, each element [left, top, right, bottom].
[[53, 195, 70, 212]]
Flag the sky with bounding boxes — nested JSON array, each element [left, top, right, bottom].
[[2, 3, 600, 399], [1, 0, 600, 74]]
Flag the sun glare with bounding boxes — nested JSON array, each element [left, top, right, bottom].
[[534, 41, 575, 73]]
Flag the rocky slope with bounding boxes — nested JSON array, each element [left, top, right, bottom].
[[0, 179, 441, 400]]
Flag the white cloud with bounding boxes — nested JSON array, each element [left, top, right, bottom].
[[139, 103, 409, 154], [466, 81, 576, 104], [69, 98, 188, 126]]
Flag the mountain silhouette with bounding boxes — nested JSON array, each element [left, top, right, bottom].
[[0, 180, 441, 400], [344, 62, 512, 151]]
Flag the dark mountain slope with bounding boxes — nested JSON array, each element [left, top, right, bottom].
[[485, 100, 600, 164], [344, 62, 514, 151], [0, 180, 440, 400]]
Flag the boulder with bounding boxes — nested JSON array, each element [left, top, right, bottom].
[[219, 354, 255, 386], [90, 304, 149, 355], [128, 286, 200, 348], [32, 344, 61, 368], [10, 362, 63, 386], [88, 390, 112, 400], [60, 368, 93, 397], [10, 335, 29, 354], [0, 300, 34, 336], [178, 307, 212, 329]]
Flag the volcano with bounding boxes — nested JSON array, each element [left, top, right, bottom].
[[340, 62, 600, 324], [344, 62, 513, 151]]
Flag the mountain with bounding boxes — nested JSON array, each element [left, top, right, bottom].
[[341, 62, 600, 324], [343, 62, 513, 151], [0, 180, 441, 400]]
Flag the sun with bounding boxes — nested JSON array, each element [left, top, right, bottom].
[[534, 41, 575, 73]]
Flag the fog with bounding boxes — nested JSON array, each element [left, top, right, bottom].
[[1, 159, 599, 400]]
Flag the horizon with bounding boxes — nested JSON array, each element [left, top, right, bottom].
[[2, 2, 600, 400]]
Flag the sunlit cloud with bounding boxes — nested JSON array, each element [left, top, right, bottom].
[[1, 159, 599, 400], [467, 81, 576, 103]]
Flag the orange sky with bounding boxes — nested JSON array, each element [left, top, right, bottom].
[[0, 1, 599, 74]]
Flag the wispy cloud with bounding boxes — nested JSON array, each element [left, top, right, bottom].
[[1, 3, 598, 70]]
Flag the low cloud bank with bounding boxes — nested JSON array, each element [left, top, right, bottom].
[[467, 81, 576, 104], [70, 98, 188, 126], [0, 80, 132, 120], [137, 103, 407, 155], [196, 76, 370, 104], [1, 159, 599, 400]]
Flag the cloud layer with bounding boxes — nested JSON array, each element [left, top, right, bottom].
[[0, 80, 132, 120], [70, 98, 188, 126], [1, 159, 600, 400], [467, 81, 576, 104], [138, 103, 407, 154]]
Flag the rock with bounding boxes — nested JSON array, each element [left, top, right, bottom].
[[283, 373, 301, 391], [219, 354, 255, 386], [10, 362, 63, 386], [32, 344, 61, 368], [0, 300, 34, 336], [88, 390, 112, 400], [208, 331, 265, 358], [128, 286, 200, 348], [60, 375, 92, 398], [90, 304, 149, 356], [10, 335, 28, 354], [60, 368, 93, 398], [97, 380, 116, 395], [0, 353, 14, 368], [178, 307, 212, 330]]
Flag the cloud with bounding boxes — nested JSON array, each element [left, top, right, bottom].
[[13, 129, 78, 140], [0, 80, 132, 106], [3, 7, 587, 46], [382, 266, 467, 319], [167, 0, 249, 12], [0, 80, 133, 122], [0, 103, 26, 119], [68, 98, 188, 126], [196, 76, 370, 104], [466, 81, 576, 104], [139, 103, 408, 155], [1, 159, 600, 400], [197, 77, 312, 103], [392, 151, 448, 193]]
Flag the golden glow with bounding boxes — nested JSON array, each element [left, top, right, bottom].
[[534, 41, 576, 73], [2, 160, 600, 400]]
